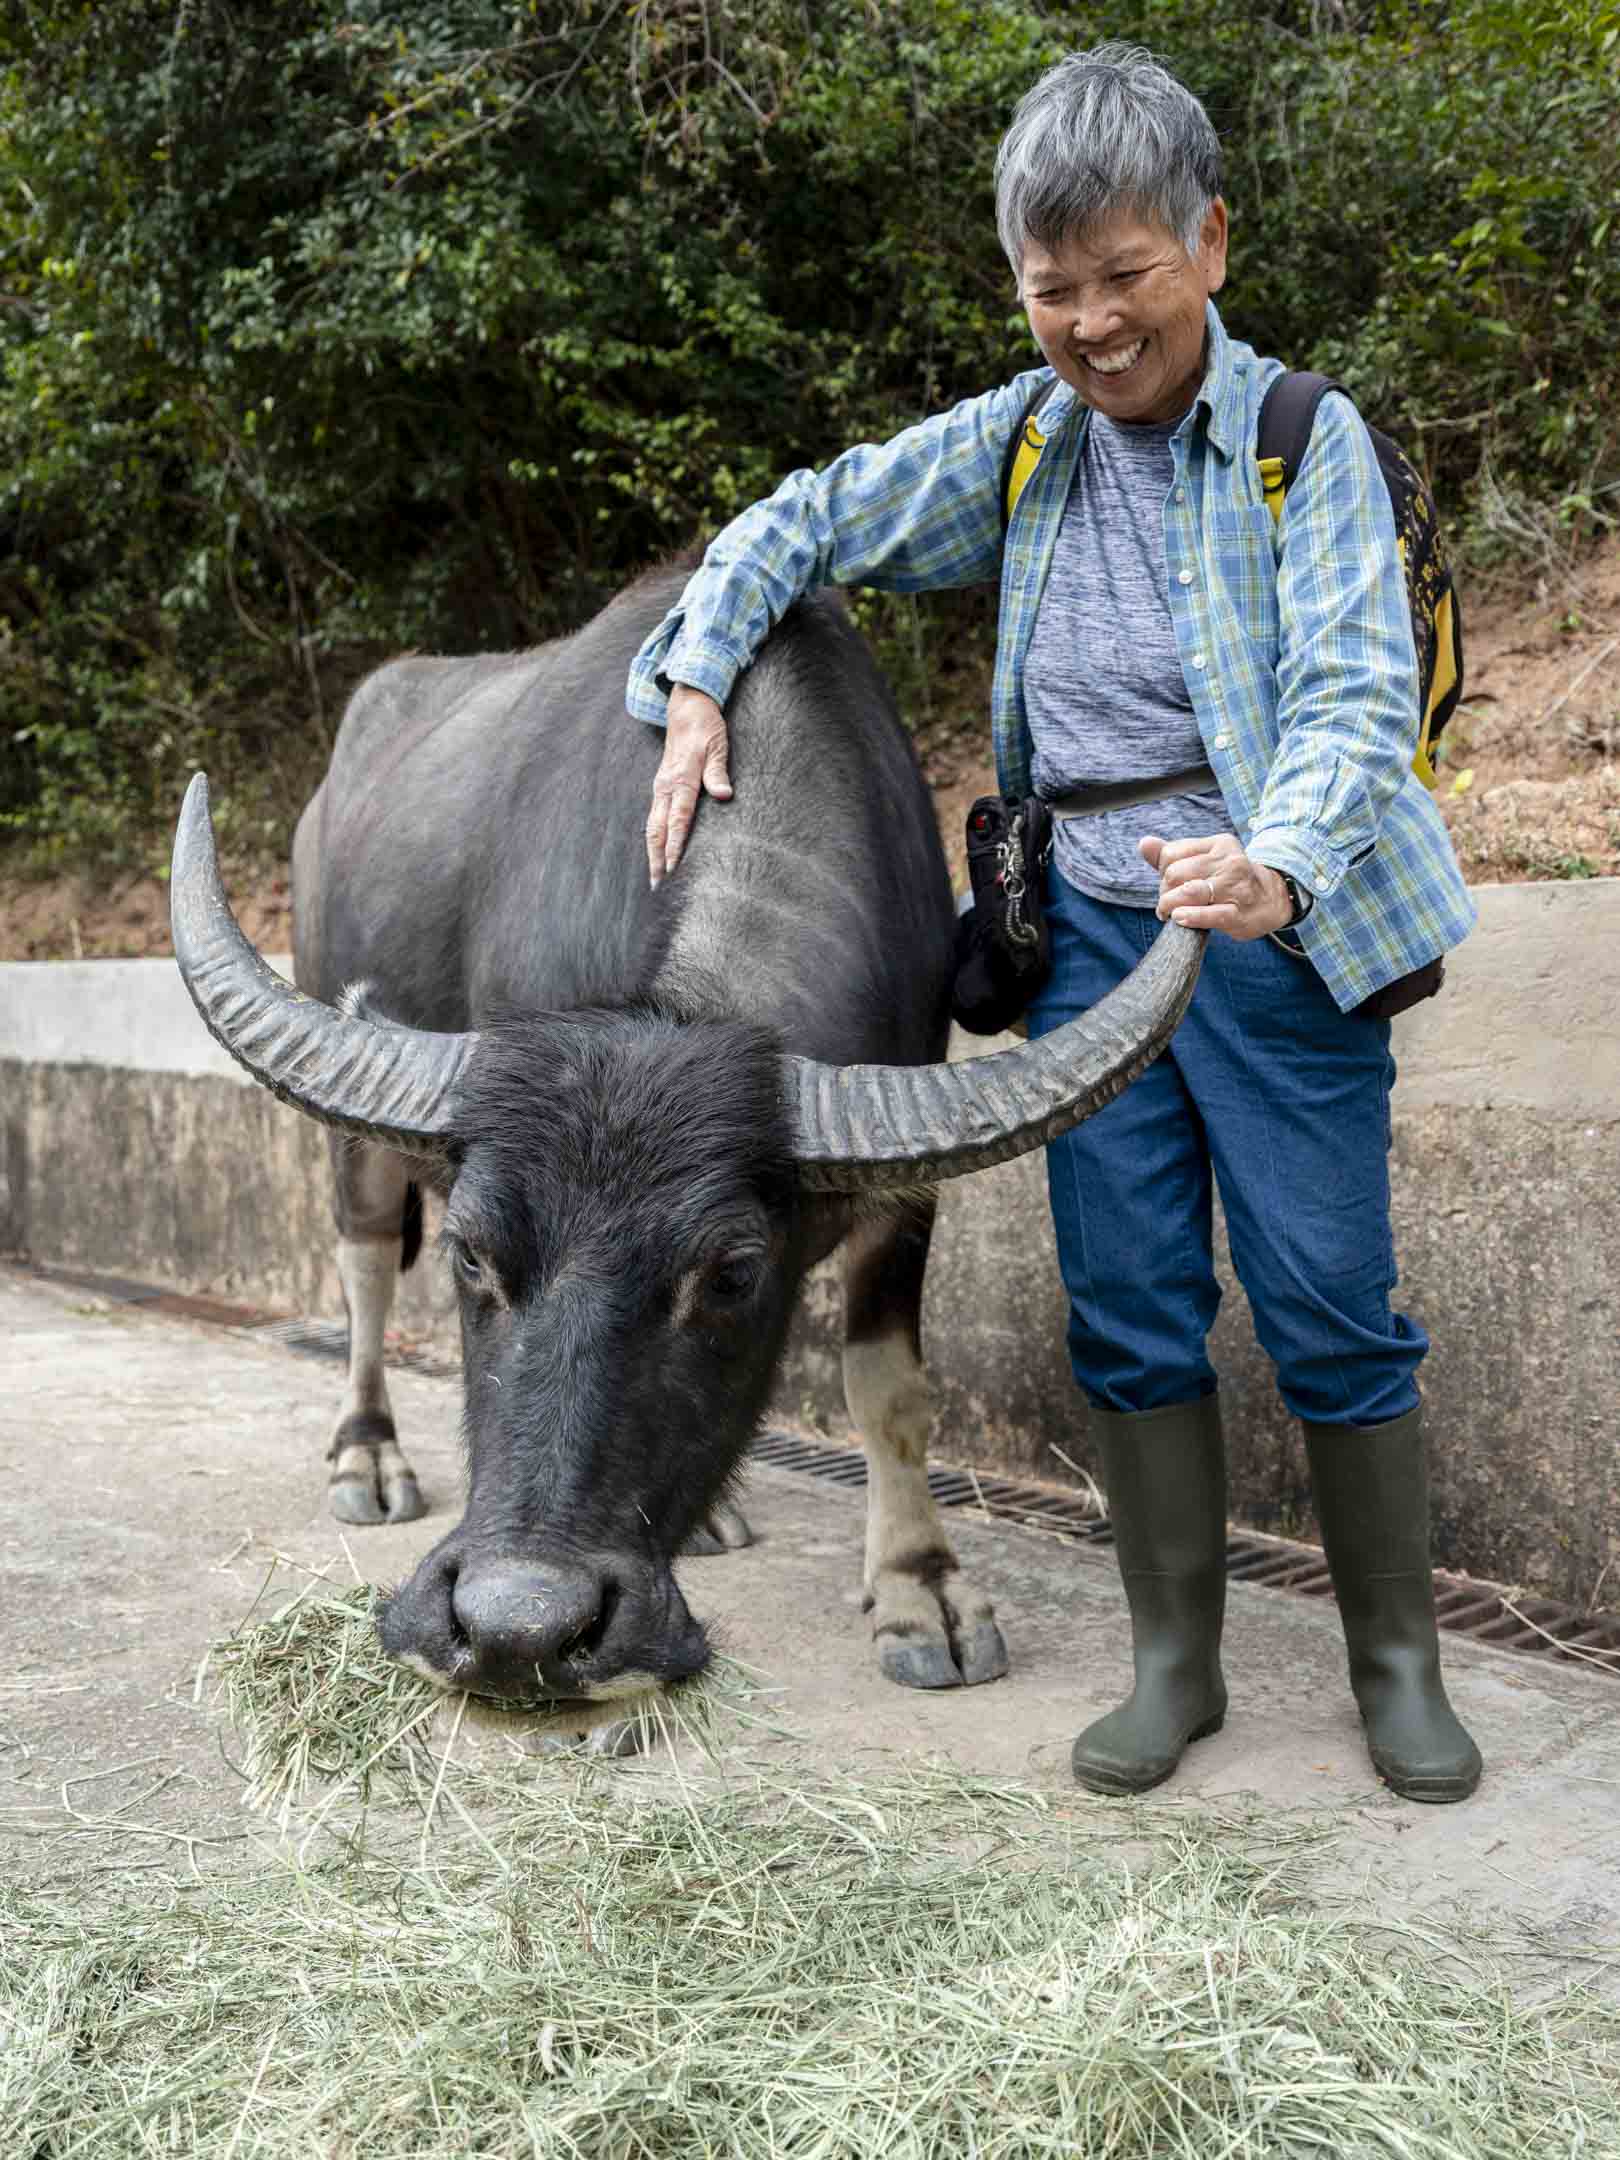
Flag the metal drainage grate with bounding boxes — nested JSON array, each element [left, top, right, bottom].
[[11, 1259, 463, 1378], [750, 1430, 1111, 1529], [18, 1260, 271, 1330], [13, 1262, 1616, 1683], [21, 1262, 168, 1305], [250, 1315, 461, 1381], [255, 1317, 350, 1361], [748, 1430, 1620, 1681]]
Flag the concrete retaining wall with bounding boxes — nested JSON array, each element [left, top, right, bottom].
[[0, 956, 446, 1332], [4, 883, 1617, 1605]]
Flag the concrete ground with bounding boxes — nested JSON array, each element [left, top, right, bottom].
[[4, 1264, 1616, 1983]]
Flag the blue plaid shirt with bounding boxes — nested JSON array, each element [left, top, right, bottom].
[[627, 303, 1476, 1011]]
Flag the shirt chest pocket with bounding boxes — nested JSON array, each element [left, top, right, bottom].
[[1206, 506, 1281, 658]]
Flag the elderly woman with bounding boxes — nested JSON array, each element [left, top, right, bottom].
[[626, 45, 1481, 1803]]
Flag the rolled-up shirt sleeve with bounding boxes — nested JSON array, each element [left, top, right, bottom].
[[626, 375, 1040, 727], [1244, 392, 1420, 900]]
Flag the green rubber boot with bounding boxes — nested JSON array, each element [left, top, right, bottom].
[[1071, 1396, 1229, 1796], [1304, 1407, 1482, 1803]]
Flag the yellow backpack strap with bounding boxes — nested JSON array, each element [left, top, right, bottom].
[[1006, 413, 1049, 522], [1256, 369, 1333, 533], [1410, 585, 1458, 789], [1001, 377, 1059, 530], [1256, 369, 1457, 791], [1259, 455, 1287, 526]]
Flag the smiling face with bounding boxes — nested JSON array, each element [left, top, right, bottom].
[[1020, 201, 1228, 427]]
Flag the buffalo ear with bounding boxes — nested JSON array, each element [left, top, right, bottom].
[[170, 773, 476, 1157], [783, 920, 1203, 1190]]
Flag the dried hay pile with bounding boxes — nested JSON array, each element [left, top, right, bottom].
[[3, 1584, 1617, 2157]]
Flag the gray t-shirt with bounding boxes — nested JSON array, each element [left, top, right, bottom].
[[1024, 413, 1238, 906]]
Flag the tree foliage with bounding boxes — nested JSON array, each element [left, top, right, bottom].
[[1, 0, 1616, 854]]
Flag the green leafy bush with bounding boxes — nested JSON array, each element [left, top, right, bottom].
[[1, 0, 1615, 856]]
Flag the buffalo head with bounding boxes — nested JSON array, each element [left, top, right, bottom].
[[380, 1009, 800, 1706]]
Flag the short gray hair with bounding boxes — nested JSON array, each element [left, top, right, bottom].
[[995, 44, 1223, 282]]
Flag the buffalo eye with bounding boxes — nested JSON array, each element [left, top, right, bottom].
[[447, 1236, 493, 1300], [705, 1254, 761, 1308]]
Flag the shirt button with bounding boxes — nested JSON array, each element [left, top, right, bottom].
[[1177, 569, 1193, 586], [1175, 488, 1187, 503], [1212, 731, 1230, 750], [1191, 652, 1207, 669]]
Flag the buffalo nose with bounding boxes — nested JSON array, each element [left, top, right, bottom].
[[451, 1561, 611, 1699]]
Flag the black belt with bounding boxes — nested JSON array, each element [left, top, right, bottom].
[[1045, 762, 1218, 819]]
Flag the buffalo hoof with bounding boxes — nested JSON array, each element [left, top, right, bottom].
[[330, 1463, 426, 1525], [327, 1412, 427, 1525], [584, 1717, 642, 1758], [879, 1617, 1010, 1691], [871, 1569, 1009, 1691], [957, 1618, 1011, 1687], [329, 1476, 387, 1525], [379, 1468, 427, 1523], [533, 1716, 643, 1760], [880, 1637, 962, 1689], [682, 1497, 754, 1555]]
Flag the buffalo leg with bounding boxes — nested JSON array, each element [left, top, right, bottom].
[[326, 1135, 427, 1525], [843, 1205, 1008, 1689], [683, 1497, 754, 1555]]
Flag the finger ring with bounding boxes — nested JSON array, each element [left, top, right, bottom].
[[1202, 878, 1215, 904]]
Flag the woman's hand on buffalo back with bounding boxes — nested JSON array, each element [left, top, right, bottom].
[[645, 685, 733, 888]]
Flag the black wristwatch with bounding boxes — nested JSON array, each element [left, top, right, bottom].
[[1275, 872, 1314, 926]]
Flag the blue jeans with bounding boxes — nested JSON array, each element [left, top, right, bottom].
[[1027, 871, 1425, 1426]]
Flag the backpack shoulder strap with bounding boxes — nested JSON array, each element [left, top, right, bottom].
[[1001, 374, 1060, 531], [1256, 369, 1344, 525]]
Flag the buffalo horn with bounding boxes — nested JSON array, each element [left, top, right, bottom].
[[783, 920, 1204, 1190], [170, 773, 473, 1157]]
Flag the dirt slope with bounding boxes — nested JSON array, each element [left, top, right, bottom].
[[3, 537, 1617, 961]]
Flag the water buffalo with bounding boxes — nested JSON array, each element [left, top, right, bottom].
[[171, 563, 1199, 1720]]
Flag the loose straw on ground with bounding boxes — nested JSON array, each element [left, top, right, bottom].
[[200, 1575, 773, 1833], [4, 1583, 1615, 2158]]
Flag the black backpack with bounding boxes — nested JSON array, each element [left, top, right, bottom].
[[1256, 371, 1462, 789], [1000, 369, 1464, 788]]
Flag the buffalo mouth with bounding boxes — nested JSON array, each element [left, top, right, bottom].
[[386, 1643, 698, 1727], [378, 1548, 711, 1715], [395, 1671, 704, 1748], [461, 1688, 671, 1738], [458, 1669, 699, 1715], [388, 1643, 706, 1716], [463, 1672, 699, 1720]]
